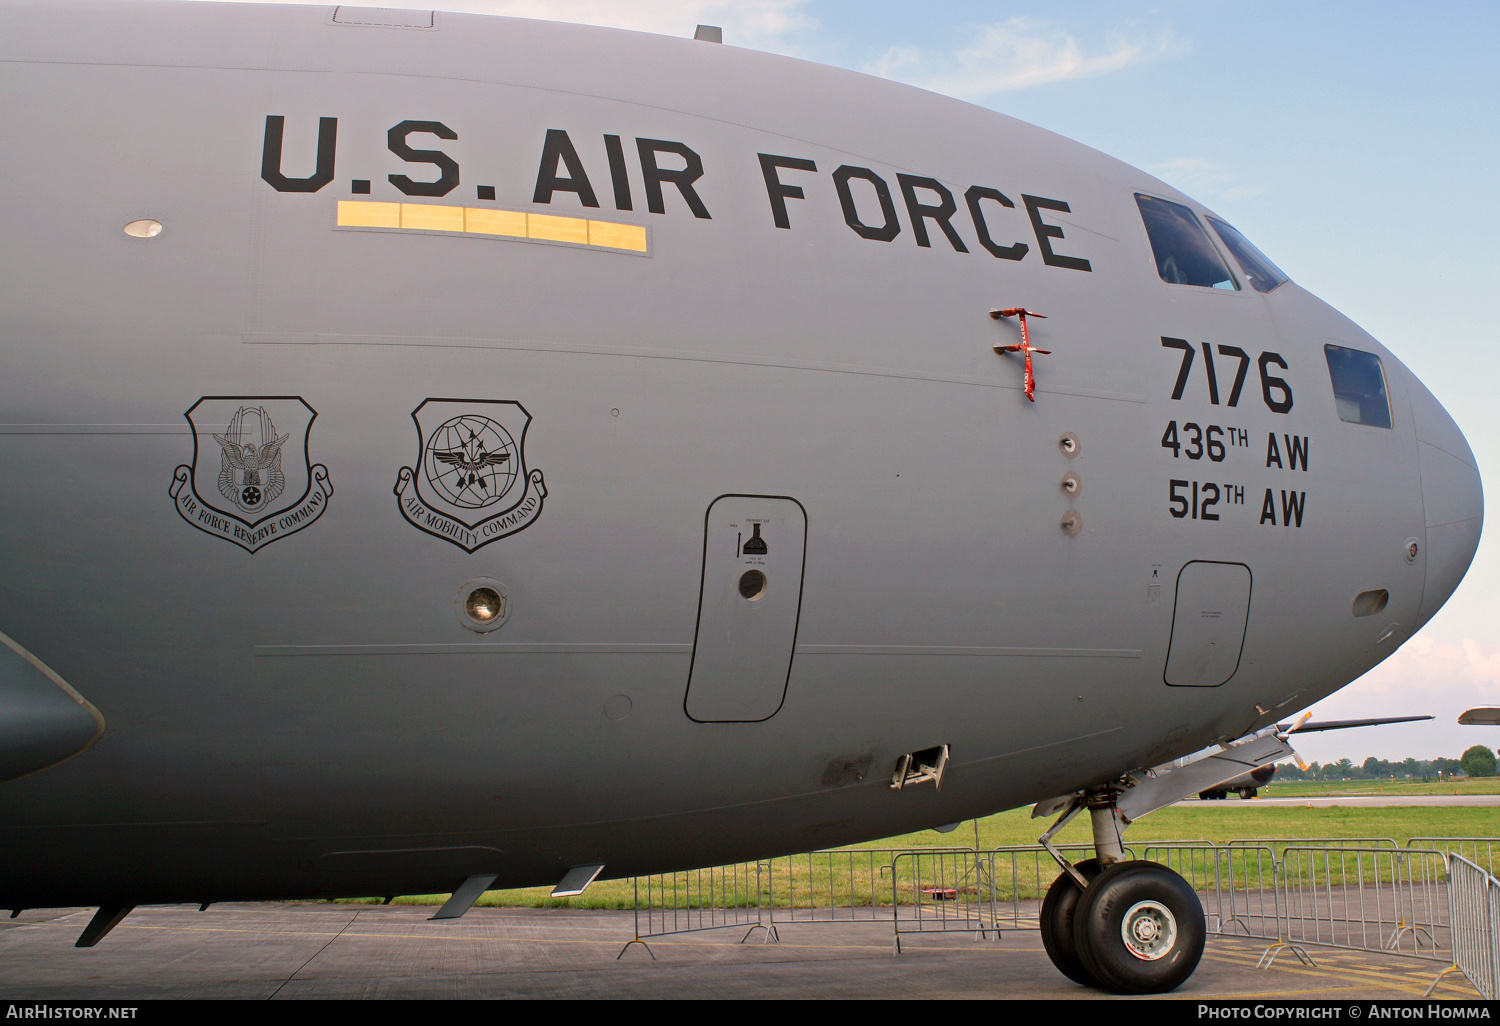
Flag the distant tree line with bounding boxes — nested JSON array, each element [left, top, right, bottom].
[[1275, 750, 1494, 781]]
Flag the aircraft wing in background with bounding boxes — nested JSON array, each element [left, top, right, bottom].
[[1278, 715, 1435, 734]]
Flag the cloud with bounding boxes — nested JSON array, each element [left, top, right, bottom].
[[867, 16, 1177, 100], [1149, 158, 1269, 204], [1288, 634, 1500, 764], [180, 0, 810, 47], [1334, 635, 1500, 705]]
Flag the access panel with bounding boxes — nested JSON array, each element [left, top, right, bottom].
[[685, 495, 807, 722], [1164, 561, 1252, 687]]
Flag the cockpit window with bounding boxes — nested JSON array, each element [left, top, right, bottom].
[[1135, 194, 1238, 290], [1207, 218, 1289, 294], [1324, 344, 1393, 428]]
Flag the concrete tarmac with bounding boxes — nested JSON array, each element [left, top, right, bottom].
[[0, 902, 1483, 1000]]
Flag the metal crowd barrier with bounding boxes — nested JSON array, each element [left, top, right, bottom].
[[1143, 844, 1281, 942], [1412, 838, 1500, 878], [888, 844, 1155, 951], [986, 844, 1138, 931], [886, 848, 998, 952], [620, 838, 1500, 982], [620, 846, 993, 954], [1277, 846, 1449, 962], [763, 847, 972, 927], [1228, 837, 1399, 850], [1428, 855, 1500, 998], [618, 861, 771, 958]]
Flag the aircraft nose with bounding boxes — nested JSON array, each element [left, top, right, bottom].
[[1406, 372, 1484, 628]]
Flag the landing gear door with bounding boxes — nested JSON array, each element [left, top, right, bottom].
[[1164, 561, 1252, 687], [685, 495, 807, 722]]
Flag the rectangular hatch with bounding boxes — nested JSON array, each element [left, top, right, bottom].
[[685, 495, 806, 722], [1164, 561, 1252, 687]]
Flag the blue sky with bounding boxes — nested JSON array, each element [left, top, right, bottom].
[[186, 0, 1498, 764]]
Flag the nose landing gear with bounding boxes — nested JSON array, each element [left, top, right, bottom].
[[1037, 788, 1206, 993]]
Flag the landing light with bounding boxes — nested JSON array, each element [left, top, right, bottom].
[[122, 219, 162, 238]]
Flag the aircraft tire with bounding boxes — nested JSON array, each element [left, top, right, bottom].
[[1239, 787, 1257, 799], [1039, 858, 1103, 986], [1072, 860, 1206, 994]]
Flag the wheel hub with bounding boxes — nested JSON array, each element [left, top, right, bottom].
[[1121, 899, 1177, 960]]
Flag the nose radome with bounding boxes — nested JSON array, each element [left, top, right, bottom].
[[1405, 369, 1484, 629]]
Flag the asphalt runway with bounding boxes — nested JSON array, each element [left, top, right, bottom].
[[1177, 794, 1500, 807], [0, 902, 1483, 1000]]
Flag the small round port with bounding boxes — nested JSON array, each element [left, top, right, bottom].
[[455, 578, 509, 633], [465, 587, 503, 623], [738, 569, 767, 600]]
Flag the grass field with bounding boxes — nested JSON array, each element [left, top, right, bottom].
[[1256, 778, 1500, 798], [340, 779, 1500, 910]]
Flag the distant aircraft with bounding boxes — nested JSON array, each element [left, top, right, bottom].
[[1193, 715, 1435, 798], [0, 1, 1483, 994]]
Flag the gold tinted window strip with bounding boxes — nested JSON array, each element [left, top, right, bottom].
[[335, 201, 649, 254]]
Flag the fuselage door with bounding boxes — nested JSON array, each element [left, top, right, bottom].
[[1164, 560, 1252, 687], [685, 495, 807, 722]]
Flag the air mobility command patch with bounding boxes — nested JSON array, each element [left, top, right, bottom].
[[394, 399, 547, 552]]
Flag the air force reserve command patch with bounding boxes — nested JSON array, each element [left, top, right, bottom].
[[169, 397, 333, 552], [395, 399, 547, 552]]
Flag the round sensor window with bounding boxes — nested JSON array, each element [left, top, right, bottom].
[[738, 569, 767, 600], [465, 587, 503, 622]]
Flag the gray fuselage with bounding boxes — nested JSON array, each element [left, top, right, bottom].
[[0, 0, 1482, 907]]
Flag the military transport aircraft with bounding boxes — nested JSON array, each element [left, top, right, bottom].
[[0, 0, 1483, 994]]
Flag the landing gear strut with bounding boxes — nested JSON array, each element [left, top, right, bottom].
[[1037, 788, 1206, 993]]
